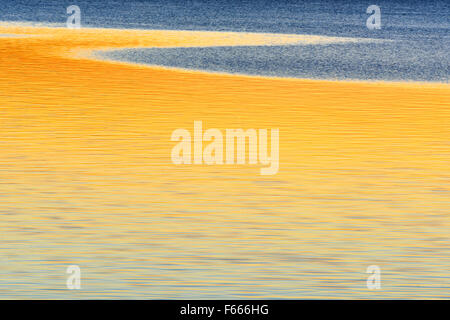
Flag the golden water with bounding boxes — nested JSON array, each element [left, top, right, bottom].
[[0, 26, 449, 298]]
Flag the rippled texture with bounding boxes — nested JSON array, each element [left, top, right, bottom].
[[1, 0, 449, 39], [100, 41, 449, 82], [2, 0, 449, 82], [0, 25, 449, 299]]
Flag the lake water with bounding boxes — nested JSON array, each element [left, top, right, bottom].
[[0, 1, 449, 299], [1, 0, 449, 81]]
